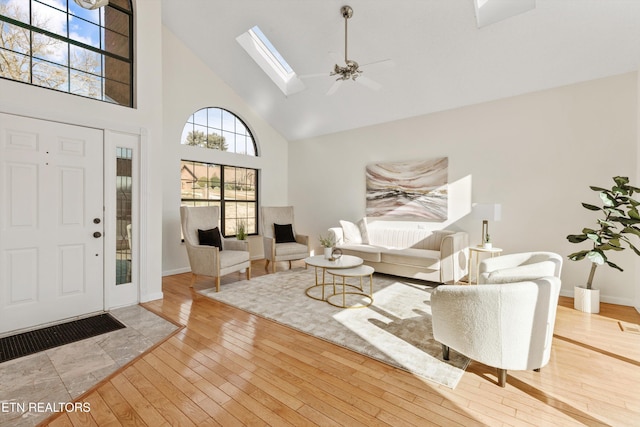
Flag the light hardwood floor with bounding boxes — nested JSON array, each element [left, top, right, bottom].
[[43, 260, 640, 426]]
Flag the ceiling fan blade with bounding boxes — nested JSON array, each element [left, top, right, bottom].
[[298, 72, 331, 79], [326, 79, 343, 95], [359, 59, 395, 71], [356, 76, 382, 91]]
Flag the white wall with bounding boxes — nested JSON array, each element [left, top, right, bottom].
[[289, 73, 639, 307], [0, 0, 164, 302], [160, 28, 290, 275]]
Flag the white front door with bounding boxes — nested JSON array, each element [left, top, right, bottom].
[[0, 113, 104, 335]]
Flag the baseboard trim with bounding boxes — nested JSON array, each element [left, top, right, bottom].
[[560, 289, 634, 307], [163, 267, 191, 277]]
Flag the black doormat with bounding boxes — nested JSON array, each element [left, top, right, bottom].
[[0, 313, 126, 363]]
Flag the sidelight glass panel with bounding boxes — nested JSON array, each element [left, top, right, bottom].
[[115, 147, 132, 285]]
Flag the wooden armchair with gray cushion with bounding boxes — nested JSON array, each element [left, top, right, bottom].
[[261, 206, 310, 273], [180, 206, 251, 292]]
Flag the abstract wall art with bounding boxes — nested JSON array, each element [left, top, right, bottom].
[[365, 157, 448, 220]]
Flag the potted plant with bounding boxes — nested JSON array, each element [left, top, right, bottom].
[[318, 233, 336, 260], [236, 220, 247, 240], [566, 176, 640, 313]]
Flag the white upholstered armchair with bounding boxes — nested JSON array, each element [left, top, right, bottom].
[[180, 206, 251, 292], [479, 251, 562, 284], [261, 206, 310, 273], [431, 276, 561, 387]]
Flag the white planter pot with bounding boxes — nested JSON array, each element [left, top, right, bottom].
[[483, 242, 492, 249], [324, 247, 333, 260], [574, 286, 600, 314]]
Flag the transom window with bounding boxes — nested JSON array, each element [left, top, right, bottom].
[[180, 161, 258, 237], [181, 107, 257, 156], [0, 0, 133, 106]]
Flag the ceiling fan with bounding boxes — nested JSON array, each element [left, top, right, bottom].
[[304, 5, 394, 95]]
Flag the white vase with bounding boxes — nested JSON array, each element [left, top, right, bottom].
[[324, 247, 333, 260], [483, 242, 492, 249], [574, 285, 600, 313]]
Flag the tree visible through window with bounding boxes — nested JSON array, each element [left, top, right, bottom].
[[181, 107, 257, 155], [0, 0, 133, 106]]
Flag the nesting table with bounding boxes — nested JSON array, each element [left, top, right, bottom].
[[304, 255, 375, 307], [326, 265, 374, 308]]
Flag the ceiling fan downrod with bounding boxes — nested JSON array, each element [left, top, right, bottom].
[[331, 5, 362, 81]]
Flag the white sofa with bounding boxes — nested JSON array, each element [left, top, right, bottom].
[[328, 220, 469, 283]]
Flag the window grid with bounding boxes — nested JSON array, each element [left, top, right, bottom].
[[181, 160, 259, 237], [0, 0, 133, 106], [181, 107, 257, 156]]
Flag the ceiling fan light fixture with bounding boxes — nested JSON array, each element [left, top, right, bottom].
[[73, 0, 109, 10]]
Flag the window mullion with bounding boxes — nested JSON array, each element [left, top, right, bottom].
[[220, 165, 225, 235]]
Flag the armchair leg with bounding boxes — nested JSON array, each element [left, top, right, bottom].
[[289, 260, 292, 269], [265, 259, 270, 272], [497, 368, 507, 387], [442, 345, 450, 361], [534, 368, 540, 372], [190, 273, 197, 288], [215, 276, 221, 293], [246, 265, 251, 281]]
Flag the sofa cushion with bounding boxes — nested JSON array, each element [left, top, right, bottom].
[[380, 248, 441, 268], [340, 219, 369, 244], [275, 242, 308, 256], [339, 244, 382, 262]]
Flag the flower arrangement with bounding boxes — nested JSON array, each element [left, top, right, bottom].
[[318, 233, 335, 248]]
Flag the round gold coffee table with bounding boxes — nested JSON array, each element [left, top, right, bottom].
[[326, 265, 375, 309], [303, 255, 363, 301]]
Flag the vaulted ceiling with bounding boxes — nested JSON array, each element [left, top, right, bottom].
[[161, 0, 640, 141]]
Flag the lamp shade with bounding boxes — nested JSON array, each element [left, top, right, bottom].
[[472, 203, 502, 221]]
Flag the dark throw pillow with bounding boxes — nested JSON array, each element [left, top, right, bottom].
[[198, 227, 223, 250], [274, 223, 296, 243]]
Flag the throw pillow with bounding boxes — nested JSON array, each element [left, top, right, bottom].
[[274, 223, 297, 243], [358, 218, 370, 244], [340, 220, 363, 244], [198, 227, 223, 251]]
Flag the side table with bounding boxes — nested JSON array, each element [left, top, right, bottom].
[[326, 265, 375, 308], [468, 246, 503, 284]]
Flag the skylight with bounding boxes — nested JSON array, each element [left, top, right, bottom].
[[237, 25, 305, 96]]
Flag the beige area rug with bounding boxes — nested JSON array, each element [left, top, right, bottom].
[[198, 268, 469, 388]]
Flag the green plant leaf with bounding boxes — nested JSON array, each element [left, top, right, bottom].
[[581, 203, 601, 211], [599, 192, 615, 207], [614, 176, 629, 187], [568, 250, 589, 261], [597, 243, 624, 251], [587, 250, 605, 265], [605, 260, 624, 272], [590, 186, 608, 192], [628, 242, 640, 256], [586, 233, 600, 242], [567, 234, 588, 243], [622, 226, 640, 237]]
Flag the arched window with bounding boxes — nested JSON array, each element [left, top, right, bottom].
[[181, 107, 257, 156], [180, 108, 259, 237], [0, 0, 133, 106]]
